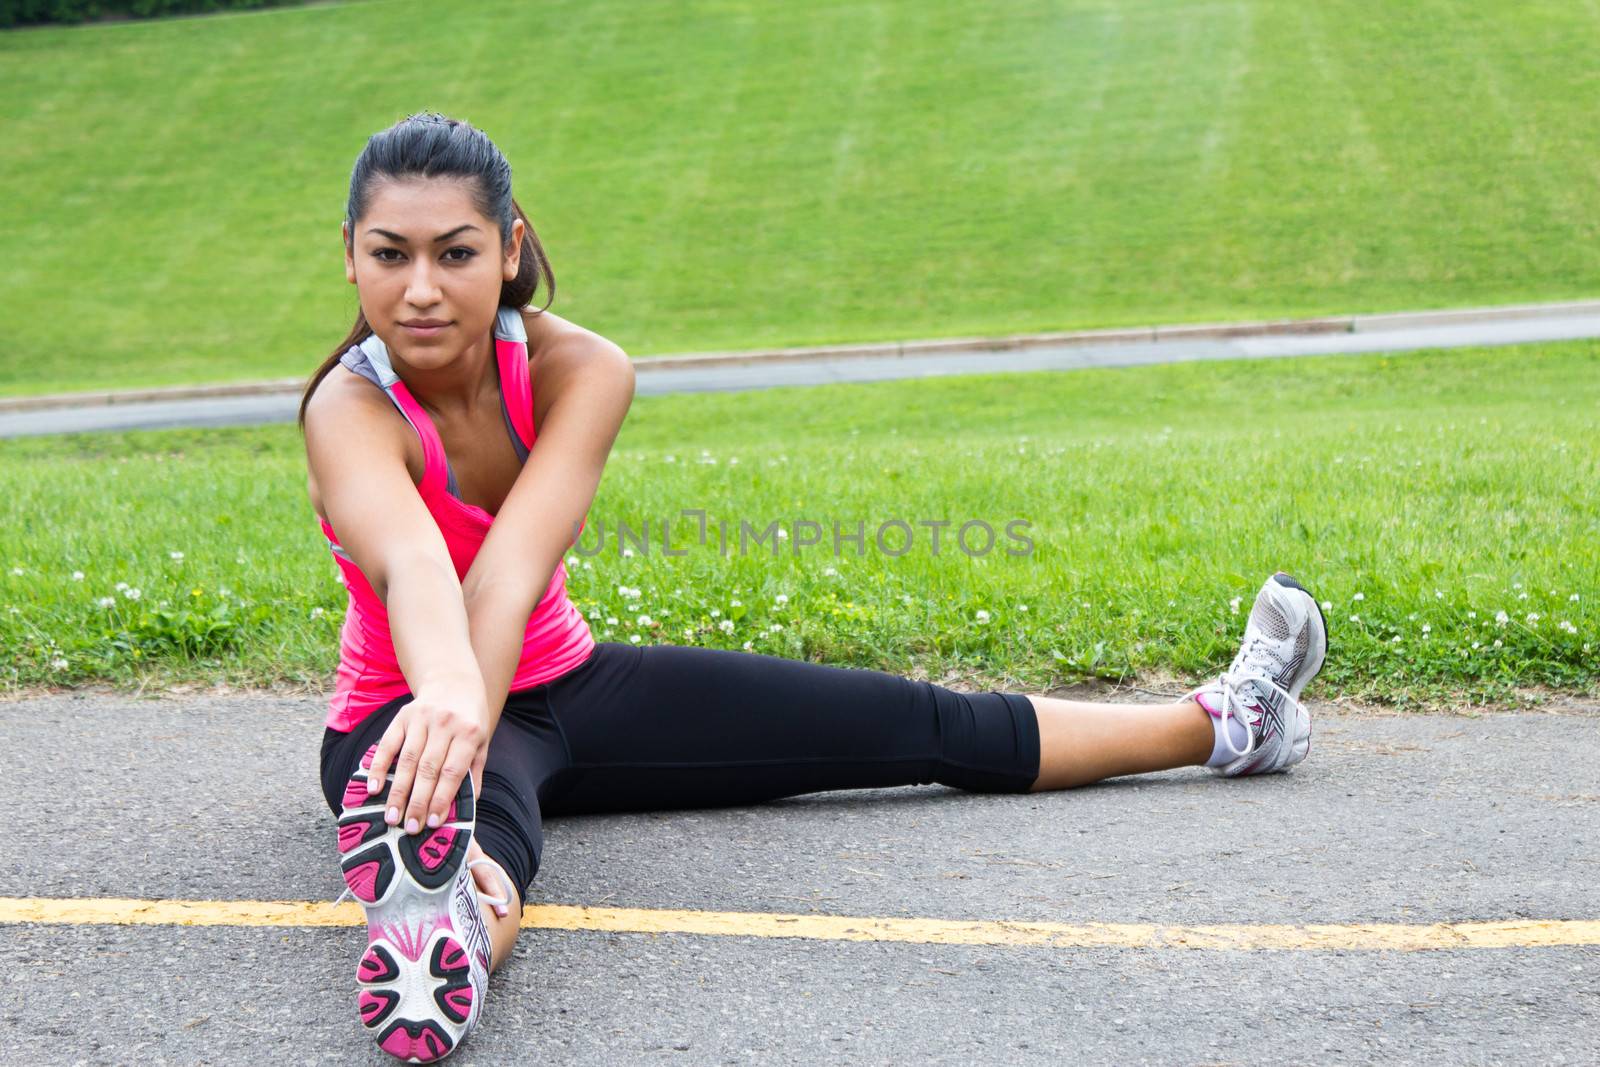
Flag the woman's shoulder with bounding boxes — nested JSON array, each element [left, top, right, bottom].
[[302, 362, 427, 519], [518, 308, 632, 431], [519, 307, 628, 368]]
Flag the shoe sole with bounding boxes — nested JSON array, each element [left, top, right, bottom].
[[338, 743, 477, 1063]]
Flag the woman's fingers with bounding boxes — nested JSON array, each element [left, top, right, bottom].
[[426, 733, 477, 831], [367, 711, 411, 826], [403, 727, 452, 835], [387, 721, 429, 832]]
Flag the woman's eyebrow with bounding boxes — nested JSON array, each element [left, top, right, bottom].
[[364, 224, 482, 243]]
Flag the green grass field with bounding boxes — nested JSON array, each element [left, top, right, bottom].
[[3, 343, 1595, 705], [3, 0, 1599, 395]]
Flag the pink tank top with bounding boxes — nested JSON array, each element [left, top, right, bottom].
[[319, 307, 596, 732]]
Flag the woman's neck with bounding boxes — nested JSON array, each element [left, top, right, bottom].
[[392, 327, 498, 420]]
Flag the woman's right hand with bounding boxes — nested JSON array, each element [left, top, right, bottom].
[[365, 683, 489, 837]]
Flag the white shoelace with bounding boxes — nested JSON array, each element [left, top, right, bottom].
[[1210, 638, 1304, 762], [333, 855, 516, 911]]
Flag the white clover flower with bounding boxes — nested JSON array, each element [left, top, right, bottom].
[[1559, 620, 1578, 635], [718, 619, 734, 633], [1019, 604, 1029, 613], [975, 610, 991, 625], [622, 548, 635, 559], [1391, 635, 1402, 643], [9, 567, 24, 577], [1472, 642, 1481, 649], [710, 608, 721, 618], [1513, 582, 1523, 590], [115, 581, 128, 591], [777, 528, 788, 540], [1321, 601, 1332, 612], [1493, 639, 1503, 648], [605, 617, 618, 627], [169, 551, 184, 561], [1518, 591, 1529, 600], [98, 596, 115, 608], [1571, 593, 1581, 603], [637, 614, 654, 627], [1229, 597, 1242, 615], [123, 587, 142, 600], [730, 599, 742, 608], [775, 594, 789, 606], [664, 455, 676, 463], [728, 457, 739, 465], [1467, 610, 1477, 618], [50, 657, 68, 671], [566, 556, 578, 568], [1434, 590, 1443, 599], [1352, 592, 1365, 602], [583, 561, 593, 570], [770, 623, 784, 633], [1495, 610, 1509, 626], [1349, 614, 1360, 623], [823, 567, 838, 577], [1526, 612, 1540, 624], [630, 634, 642, 644], [310, 606, 325, 619], [1421, 624, 1431, 634], [71, 571, 85, 582], [742, 640, 753, 651]]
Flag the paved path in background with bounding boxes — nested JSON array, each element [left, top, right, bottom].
[[4, 308, 1600, 437], [1, 690, 1595, 1064]]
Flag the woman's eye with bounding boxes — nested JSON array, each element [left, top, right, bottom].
[[370, 247, 475, 263]]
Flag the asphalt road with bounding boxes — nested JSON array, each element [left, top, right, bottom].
[[1, 690, 1596, 1065], [5, 310, 1600, 437]]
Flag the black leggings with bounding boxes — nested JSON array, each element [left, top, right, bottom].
[[320, 642, 1041, 903]]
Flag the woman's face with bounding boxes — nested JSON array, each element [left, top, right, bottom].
[[342, 177, 523, 373]]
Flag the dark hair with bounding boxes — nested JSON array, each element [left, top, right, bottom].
[[297, 111, 555, 427]]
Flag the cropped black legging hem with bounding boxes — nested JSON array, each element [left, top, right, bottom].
[[319, 642, 1042, 904]]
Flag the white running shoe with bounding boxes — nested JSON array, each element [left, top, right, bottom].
[[335, 744, 513, 1063], [1186, 572, 1328, 777]]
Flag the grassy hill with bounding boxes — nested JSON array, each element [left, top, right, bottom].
[[2, 0, 1598, 394]]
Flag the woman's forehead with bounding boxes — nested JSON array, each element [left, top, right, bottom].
[[362, 177, 489, 234]]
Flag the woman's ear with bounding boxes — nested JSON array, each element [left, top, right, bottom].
[[503, 217, 525, 282], [343, 221, 357, 285]]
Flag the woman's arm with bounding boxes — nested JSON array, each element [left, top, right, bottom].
[[304, 381, 490, 836], [459, 326, 636, 735]]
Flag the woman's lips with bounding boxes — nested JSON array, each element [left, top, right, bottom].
[[400, 322, 451, 337]]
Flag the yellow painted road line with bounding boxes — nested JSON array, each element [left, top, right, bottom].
[[1, 897, 1597, 951]]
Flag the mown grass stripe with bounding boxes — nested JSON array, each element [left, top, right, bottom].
[[1, 898, 1595, 951]]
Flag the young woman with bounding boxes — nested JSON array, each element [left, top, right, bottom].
[[303, 112, 1328, 1064]]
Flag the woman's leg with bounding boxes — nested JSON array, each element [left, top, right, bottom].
[[1027, 694, 1214, 791], [534, 641, 1198, 818]]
